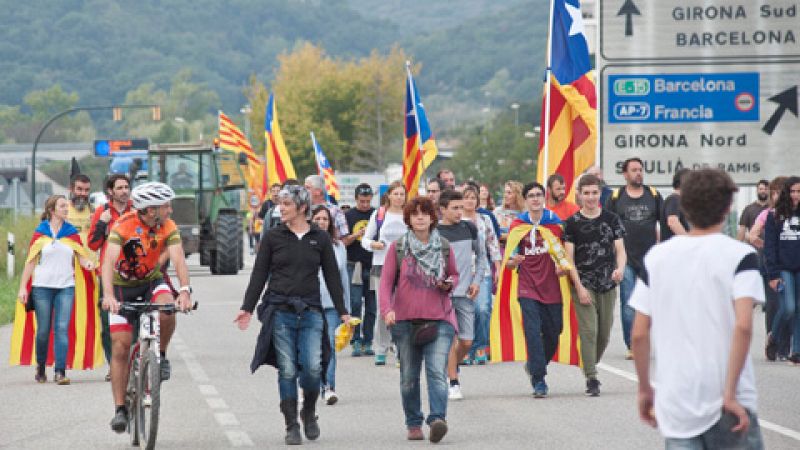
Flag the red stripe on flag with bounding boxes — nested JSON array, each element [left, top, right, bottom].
[[20, 311, 35, 365], [538, 85, 567, 149], [552, 116, 590, 195], [66, 292, 77, 369], [268, 134, 288, 182], [83, 269, 96, 368], [569, 302, 581, 364], [571, 75, 597, 109], [497, 269, 517, 361], [402, 137, 421, 190]]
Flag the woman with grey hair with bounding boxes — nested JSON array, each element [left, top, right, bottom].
[[235, 185, 351, 445]]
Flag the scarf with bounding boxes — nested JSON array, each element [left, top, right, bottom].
[[404, 229, 445, 286]]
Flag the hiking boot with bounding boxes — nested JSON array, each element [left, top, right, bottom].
[[300, 390, 320, 440], [407, 426, 424, 441], [428, 419, 448, 443], [351, 341, 362, 357], [35, 365, 46, 383], [279, 399, 302, 445], [586, 378, 601, 397], [374, 354, 386, 366], [765, 333, 778, 361], [448, 383, 463, 400], [533, 380, 548, 398], [160, 358, 171, 381], [363, 343, 375, 356], [110, 408, 128, 434], [54, 370, 70, 385]]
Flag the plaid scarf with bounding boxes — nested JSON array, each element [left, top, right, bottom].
[[404, 229, 445, 286]]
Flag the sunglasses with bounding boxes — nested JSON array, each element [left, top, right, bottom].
[[355, 187, 373, 196]]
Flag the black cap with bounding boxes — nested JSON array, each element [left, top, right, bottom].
[[354, 183, 374, 196]]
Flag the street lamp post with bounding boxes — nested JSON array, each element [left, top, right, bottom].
[[510, 103, 520, 128], [30, 104, 160, 214], [174, 117, 187, 143], [240, 104, 252, 143]]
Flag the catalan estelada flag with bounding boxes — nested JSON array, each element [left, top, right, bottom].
[[489, 210, 582, 367], [310, 132, 340, 202], [403, 64, 438, 199], [537, 0, 597, 201], [264, 93, 296, 186], [9, 221, 104, 369], [219, 110, 265, 198]]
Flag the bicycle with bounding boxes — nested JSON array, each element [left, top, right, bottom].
[[120, 301, 196, 450]]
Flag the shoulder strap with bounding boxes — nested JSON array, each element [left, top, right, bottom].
[[648, 185, 659, 197], [611, 187, 622, 200], [463, 220, 478, 240]]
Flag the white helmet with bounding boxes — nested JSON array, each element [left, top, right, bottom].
[[132, 182, 175, 210]]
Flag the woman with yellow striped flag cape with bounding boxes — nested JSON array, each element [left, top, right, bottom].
[[11, 195, 104, 384], [489, 182, 581, 397]]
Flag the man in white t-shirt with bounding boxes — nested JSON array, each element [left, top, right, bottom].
[[630, 169, 765, 449]]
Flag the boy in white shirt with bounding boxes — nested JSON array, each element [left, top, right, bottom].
[[630, 169, 764, 449]]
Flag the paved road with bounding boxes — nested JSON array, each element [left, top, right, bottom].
[[2, 253, 799, 449]]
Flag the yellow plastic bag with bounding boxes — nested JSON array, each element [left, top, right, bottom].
[[334, 318, 362, 352]]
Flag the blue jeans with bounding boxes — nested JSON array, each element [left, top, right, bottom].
[[665, 410, 763, 449], [272, 309, 324, 401], [469, 275, 493, 357], [618, 264, 637, 349], [391, 320, 455, 428], [347, 262, 376, 345], [519, 298, 563, 385], [32, 286, 75, 370], [771, 271, 800, 354], [323, 308, 341, 390]]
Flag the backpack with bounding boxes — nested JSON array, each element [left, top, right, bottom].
[[393, 235, 451, 290]]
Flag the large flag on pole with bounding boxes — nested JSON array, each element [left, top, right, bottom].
[[219, 110, 264, 198], [402, 62, 438, 199], [264, 93, 296, 186], [310, 132, 340, 202], [537, 0, 597, 201]]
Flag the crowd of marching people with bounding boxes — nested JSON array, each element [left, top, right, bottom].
[[16, 159, 798, 448]]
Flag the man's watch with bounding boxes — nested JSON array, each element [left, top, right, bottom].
[[178, 285, 193, 295]]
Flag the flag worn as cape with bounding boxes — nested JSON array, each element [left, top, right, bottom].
[[9, 221, 104, 369], [489, 210, 581, 366]]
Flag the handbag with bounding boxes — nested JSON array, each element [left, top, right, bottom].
[[411, 319, 439, 346]]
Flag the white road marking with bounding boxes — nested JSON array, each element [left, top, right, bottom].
[[599, 362, 800, 442], [225, 430, 255, 447], [173, 332, 254, 446]]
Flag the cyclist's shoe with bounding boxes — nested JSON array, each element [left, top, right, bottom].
[[160, 358, 171, 381], [110, 408, 128, 434]]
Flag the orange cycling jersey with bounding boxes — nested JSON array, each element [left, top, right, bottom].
[[108, 211, 181, 286]]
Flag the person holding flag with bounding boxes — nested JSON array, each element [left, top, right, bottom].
[[14, 195, 99, 384], [403, 62, 438, 199], [495, 182, 579, 398]]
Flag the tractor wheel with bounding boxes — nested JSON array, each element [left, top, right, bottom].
[[214, 214, 240, 275], [200, 247, 210, 266]]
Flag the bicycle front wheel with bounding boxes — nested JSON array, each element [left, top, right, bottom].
[[137, 349, 161, 450]]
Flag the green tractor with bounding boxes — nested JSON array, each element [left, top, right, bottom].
[[147, 143, 245, 275]]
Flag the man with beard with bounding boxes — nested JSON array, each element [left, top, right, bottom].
[[67, 174, 93, 247], [737, 179, 770, 243], [88, 174, 134, 380], [605, 157, 663, 359], [546, 173, 579, 221]]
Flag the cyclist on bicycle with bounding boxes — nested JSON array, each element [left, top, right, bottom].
[[100, 182, 193, 433]]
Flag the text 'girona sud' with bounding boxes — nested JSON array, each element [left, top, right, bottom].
[[672, 4, 797, 47]]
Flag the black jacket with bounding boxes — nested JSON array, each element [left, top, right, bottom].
[[241, 222, 346, 316]]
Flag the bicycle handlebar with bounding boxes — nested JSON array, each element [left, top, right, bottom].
[[119, 301, 199, 314]]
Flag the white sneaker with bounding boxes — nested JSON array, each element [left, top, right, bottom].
[[325, 389, 338, 405], [448, 384, 463, 400]]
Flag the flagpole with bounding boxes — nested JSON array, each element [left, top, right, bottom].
[[541, 0, 556, 185], [310, 131, 320, 175], [405, 60, 426, 186]]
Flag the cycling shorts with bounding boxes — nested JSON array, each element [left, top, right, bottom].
[[109, 279, 172, 334]]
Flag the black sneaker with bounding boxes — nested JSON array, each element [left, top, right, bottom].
[[160, 358, 171, 381], [765, 333, 778, 361], [788, 353, 800, 365], [585, 378, 601, 397], [110, 408, 128, 433]]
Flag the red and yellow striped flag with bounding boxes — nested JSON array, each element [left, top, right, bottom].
[[9, 229, 104, 369], [489, 217, 581, 366], [219, 110, 265, 199], [403, 66, 438, 199], [264, 94, 296, 186]]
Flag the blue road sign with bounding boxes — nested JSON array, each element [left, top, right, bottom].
[[608, 72, 759, 123]]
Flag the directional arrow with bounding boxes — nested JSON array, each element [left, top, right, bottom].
[[762, 86, 798, 135], [617, 0, 640, 37]]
